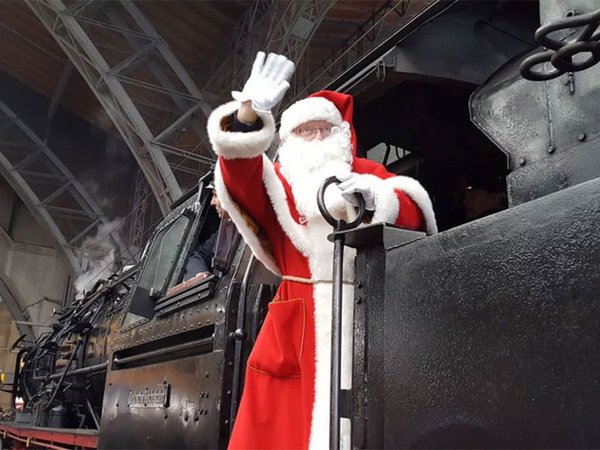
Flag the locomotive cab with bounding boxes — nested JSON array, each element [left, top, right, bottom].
[[120, 181, 227, 330], [7, 167, 276, 449], [99, 179, 276, 449]]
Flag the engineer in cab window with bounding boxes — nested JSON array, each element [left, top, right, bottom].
[[183, 187, 237, 282]]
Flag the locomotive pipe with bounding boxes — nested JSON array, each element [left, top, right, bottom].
[[112, 337, 213, 366], [85, 394, 101, 429], [44, 340, 82, 411], [32, 362, 108, 381]]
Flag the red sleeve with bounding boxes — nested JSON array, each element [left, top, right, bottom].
[[354, 157, 426, 232], [219, 156, 278, 234], [394, 191, 424, 231], [352, 157, 393, 179]]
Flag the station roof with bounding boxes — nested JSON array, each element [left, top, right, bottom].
[[0, 0, 427, 131]]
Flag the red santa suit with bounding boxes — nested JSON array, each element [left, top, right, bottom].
[[207, 91, 437, 450]]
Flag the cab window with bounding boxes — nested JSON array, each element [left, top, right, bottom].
[[163, 197, 240, 298], [121, 214, 190, 329], [138, 215, 190, 293]]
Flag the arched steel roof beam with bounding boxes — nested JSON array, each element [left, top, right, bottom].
[[201, 0, 336, 104], [26, 0, 215, 214], [0, 100, 134, 276]]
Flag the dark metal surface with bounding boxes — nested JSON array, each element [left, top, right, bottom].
[[45, 362, 108, 380], [506, 138, 600, 206], [386, 1, 535, 86], [99, 355, 226, 450], [332, 223, 425, 249], [97, 184, 268, 449], [154, 279, 217, 317], [347, 227, 425, 449], [100, 249, 246, 450], [353, 177, 600, 448], [471, 42, 600, 206]]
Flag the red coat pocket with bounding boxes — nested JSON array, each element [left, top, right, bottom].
[[247, 298, 306, 378]]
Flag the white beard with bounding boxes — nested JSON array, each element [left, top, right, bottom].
[[277, 129, 354, 219]]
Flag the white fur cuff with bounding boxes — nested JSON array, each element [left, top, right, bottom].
[[384, 176, 438, 234], [207, 101, 275, 159], [365, 175, 401, 224]]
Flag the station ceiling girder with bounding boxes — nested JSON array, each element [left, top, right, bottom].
[[0, 100, 133, 276]]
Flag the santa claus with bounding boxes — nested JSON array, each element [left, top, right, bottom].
[[207, 52, 437, 450]]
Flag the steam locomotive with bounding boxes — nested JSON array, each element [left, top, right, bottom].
[[3, 0, 600, 448]]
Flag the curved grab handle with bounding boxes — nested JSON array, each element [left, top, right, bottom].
[[520, 7, 600, 80], [317, 176, 367, 231]]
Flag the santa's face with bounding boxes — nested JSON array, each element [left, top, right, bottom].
[[278, 120, 353, 180], [277, 120, 354, 219]]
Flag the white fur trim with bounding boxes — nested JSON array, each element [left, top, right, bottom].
[[279, 97, 343, 141], [310, 281, 355, 450], [207, 101, 275, 159], [260, 159, 355, 449], [384, 176, 438, 234], [213, 164, 281, 276], [262, 157, 312, 256]]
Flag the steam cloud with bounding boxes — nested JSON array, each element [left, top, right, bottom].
[[74, 218, 123, 299]]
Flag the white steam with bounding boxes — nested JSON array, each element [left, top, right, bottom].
[[74, 218, 123, 299]]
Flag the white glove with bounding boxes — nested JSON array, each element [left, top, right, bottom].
[[323, 184, 348, 219], [337, 173, 377, 211], [232, 52, 295, 114]]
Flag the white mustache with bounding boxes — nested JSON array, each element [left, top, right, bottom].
[[276, 129, 353, 219], [277, 130, 353, 174]]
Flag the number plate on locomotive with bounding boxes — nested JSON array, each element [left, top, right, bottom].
[[128, 383, 170, 408]]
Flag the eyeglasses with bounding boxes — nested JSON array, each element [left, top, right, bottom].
[[293, 126, 341, 140]]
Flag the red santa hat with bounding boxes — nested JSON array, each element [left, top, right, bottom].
[[279, 90, 358, 155]]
